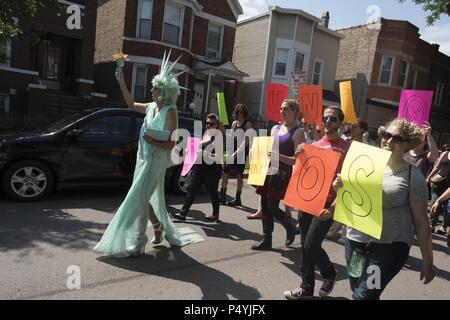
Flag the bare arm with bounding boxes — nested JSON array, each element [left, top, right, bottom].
[[410, 200, 435, 284], [427, 153, 444, 181], [116, 70, 149, 114], [424, 124, 439, 163], [430, 187, 450, 215]]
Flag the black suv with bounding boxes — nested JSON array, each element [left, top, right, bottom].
[[0, 108, 195, 201]]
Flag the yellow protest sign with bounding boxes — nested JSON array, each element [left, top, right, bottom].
[[217, 92, 229, 126], [247, 136, 274, 186], [334, 141, 391, 239], [339, 81, 358, 124]]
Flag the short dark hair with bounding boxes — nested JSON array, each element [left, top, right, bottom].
[[324, 106, 345, 122]]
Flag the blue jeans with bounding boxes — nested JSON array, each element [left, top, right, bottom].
[[345, 239, 410, 300]]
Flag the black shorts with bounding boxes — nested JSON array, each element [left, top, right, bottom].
[[223, 163, 246, 177]]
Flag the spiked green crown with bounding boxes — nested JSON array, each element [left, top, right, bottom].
[[152, 50, 186, 104]]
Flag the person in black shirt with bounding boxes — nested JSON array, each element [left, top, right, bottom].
[[219, 104, 253, 207], [171, 114, 224, 222]]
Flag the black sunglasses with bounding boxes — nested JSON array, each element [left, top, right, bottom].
[[322, 116, 338, 123], [206, 122, 217, 126], [381, 131, 409, 143]]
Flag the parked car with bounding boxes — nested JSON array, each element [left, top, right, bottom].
[[0, 108, 196, 202]]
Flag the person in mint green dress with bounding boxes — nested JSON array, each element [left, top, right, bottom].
[[94, 52, 204, 257]]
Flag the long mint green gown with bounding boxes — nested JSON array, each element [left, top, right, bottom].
[[94, 102, 204, 257]]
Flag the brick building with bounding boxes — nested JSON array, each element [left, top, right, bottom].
[[94, 0, 246, 116], [0, 0, 105, 117], [336, 18, 450, 145]]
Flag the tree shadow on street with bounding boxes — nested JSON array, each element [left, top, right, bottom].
[[0, 207, 108, 256], [97, 247, 262, 300], [403, 255, 450, 282], [166, 207, 263, 242], [0, 188, 125, 256]]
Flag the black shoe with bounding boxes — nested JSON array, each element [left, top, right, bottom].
[[251, 237, 272, 250], [170, 211, 186, 221], [204, 215, 219, 222], [285, 226, 296, 247], [226, 198, 242, 207], [319, 271, 337, 297]]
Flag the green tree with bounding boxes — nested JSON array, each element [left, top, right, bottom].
[[399, 0, 450, 25], [0, 0, 61, 62]]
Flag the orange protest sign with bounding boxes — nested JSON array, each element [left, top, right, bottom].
[[266, 83, 289, 122], [284, 144, 342, 216], [339, 81, 358, 124], [299, 85, 323, 127]]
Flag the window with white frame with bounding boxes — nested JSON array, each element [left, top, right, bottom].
[[398, 59, 409, 88], [379, 55, 395, 85], [407, 68, 418, 90], [274, 48, 289, 77], [133, 65, 148, 102], [434, 82, 444, 106], [0, 93, 10, 113], [0, 39, 11, 66], [206, 23, 223, 60], [312, 59, 324, 85], [294, 52, 305, 71], [163, 3, 183, 46], [137, 0, 153, 39]]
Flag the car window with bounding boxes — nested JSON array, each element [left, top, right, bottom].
[[44, 112, 91, 133], [78, 115, 131, 138]]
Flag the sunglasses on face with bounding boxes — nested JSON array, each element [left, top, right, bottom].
[[322, 115, 338, 123], [236, 110, 244, 114], [206, 122, 217, 126], [381, 131, 409, 143]]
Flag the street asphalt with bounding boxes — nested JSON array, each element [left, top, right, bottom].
[[0, 180, 449, 300]]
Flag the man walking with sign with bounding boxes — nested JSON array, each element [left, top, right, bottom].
[[283, 106, 349, 299]]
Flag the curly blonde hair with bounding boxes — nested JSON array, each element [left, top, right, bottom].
[[384, 119, 422, 151]]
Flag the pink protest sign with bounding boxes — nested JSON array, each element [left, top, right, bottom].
[[398, 90, 433, 126], [181, 137, 201, 176]]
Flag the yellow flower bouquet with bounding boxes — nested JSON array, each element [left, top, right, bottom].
[[112, 51, 129, 69]]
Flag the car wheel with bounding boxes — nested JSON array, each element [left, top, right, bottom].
[[2, 160, 55, 202], [170, 166, 192, 196]]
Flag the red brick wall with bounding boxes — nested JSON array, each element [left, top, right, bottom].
[[0, 71, 39, 114], [124, 0, 139, 38], [222, 26, 236, 61], [152, 0, 165, 42], [197, 0, 236, 22], [182, 8, 193, 49], [368, 19, 436, 102], [123, 40, 192, 66], [191, 16, 208, 56]]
